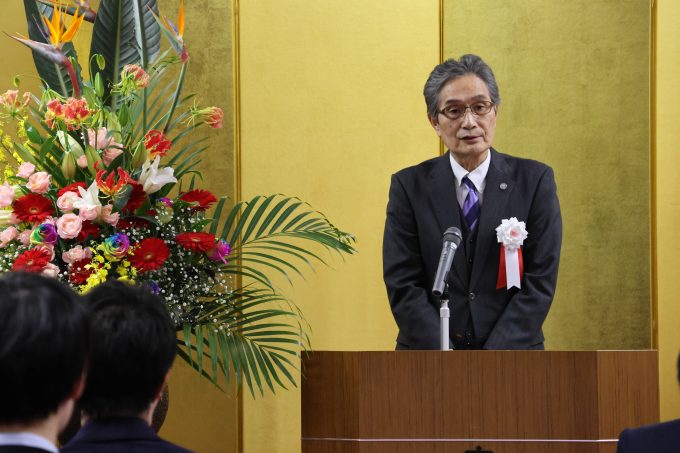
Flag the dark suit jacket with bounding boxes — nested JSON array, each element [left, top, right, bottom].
[[383, 149, 562, 349], [62, 417, 194, 453], [617, 419, 680, 453]]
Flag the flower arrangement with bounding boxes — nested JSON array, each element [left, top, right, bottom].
[[0, 0, 355, 396]]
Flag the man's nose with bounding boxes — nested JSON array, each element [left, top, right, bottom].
[[461, 109, 477, 128]]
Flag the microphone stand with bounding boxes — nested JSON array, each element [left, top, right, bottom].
[[439, 283, 452, 351]]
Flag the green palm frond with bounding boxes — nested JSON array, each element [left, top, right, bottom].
[[179, 287, 308, 396], [211, 195, 356, 289]]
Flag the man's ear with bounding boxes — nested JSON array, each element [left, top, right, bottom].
[[153, 369, 172, 402], [70, 372, 86, 400], [428, 115, 441, 135]]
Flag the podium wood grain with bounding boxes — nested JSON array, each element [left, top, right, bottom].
[[301, 351, 658, 453]]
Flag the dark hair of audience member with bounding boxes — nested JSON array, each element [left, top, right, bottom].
[[0, 272, 88, 425], [80, 280, 177, 419]]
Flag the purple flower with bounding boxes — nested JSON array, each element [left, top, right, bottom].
[[207, 239, 231, 264], [30, 223, 58, 245]]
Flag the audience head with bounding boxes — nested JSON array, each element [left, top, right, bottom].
[[0, 272, 88, 428], [80, 280, 176, 420]]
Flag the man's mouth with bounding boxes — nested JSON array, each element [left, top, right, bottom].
[[461, 136, 481, 143]]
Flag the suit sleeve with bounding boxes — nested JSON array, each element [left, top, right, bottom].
[[383, 173, 440, 349], [616, 428, 634, 453], [484, 166, 562, 349]]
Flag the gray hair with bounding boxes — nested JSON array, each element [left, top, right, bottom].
[[423, 54, 501, 119]]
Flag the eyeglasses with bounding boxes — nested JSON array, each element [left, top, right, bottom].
[[437, 101, 495, 121]]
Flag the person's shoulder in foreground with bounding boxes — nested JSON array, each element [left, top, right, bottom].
[[62, 280, 196, 453], [64, 417, 193, 453], [0, 273, 88, 453], [617, 418, 680, 453]]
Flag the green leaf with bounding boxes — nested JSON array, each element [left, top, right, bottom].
[[89, 0, 161, 105]]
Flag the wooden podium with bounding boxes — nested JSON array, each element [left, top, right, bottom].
[[301, 351, 658, 453]]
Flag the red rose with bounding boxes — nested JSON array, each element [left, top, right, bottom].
[[68, 258, 93, 285], [123, 181, 146, 214], [76, 220, 100, 242], [57, 182, 87, 198]]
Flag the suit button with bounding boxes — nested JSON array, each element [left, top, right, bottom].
[[469, 292, 476, 301]]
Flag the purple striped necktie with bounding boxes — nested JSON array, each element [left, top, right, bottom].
[[462, 176, 480, 232]]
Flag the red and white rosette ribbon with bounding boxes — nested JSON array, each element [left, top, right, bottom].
[[495, 217, 528, 290]]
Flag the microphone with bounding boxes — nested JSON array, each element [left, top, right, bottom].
[[432, 227, 462, 297]]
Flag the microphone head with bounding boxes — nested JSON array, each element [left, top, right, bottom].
[[443, 227, 462, 246]]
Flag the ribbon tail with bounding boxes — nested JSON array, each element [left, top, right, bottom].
[[505, 247, 521, 289], [496, 245, 506, 289]]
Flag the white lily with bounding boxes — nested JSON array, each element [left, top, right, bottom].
[[73, 181, 102, 212], [138, 156, 177, 194]]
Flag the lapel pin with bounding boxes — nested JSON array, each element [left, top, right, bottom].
[[499, 182, 508, 190]]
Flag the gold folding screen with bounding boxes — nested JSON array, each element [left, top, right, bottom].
[[444, 0, 652, 349]]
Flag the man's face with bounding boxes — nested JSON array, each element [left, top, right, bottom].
[[429, 74, 497, 168]]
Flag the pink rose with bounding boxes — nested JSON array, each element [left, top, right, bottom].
[[0, 183, 14, 208], [57, 191, 80, 212], [0, 226, 18, 247], [99, 204, 120, 226], [26, 172, 51, 194], [102, 147, 124, 166], [18, 230, 31, 245], [42, 263, 60, 278], [16, 162, 35, 178], [56, 213, 83, 239], [78, 205, 100, 221], [8, 213, 20, 225], [62, 245, 92, 264], [35, 244, 55, 260], [77, 155, 88, 168], [87, 127, 124, 166]]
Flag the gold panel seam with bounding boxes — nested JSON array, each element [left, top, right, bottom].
[[650, 0, 658, 350], [231, 0, 244, 452]]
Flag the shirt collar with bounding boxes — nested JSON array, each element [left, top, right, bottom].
[[0, 432, 58, 452], [449, 150, 491, 192]]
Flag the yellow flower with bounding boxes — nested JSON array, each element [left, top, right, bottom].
[[43, 0, 86, 49]]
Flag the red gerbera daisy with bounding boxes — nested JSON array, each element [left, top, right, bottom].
[[57, 182, 87, 198], [123, 181, 146, 214], [76, 221, 100, 242], [69, 258, 93, 285], [13, 193, 55, 223], [12, 248, 52, 272], [176, 232, 216, 253], [179, 189, 217, 212], [129, 238, 170, 273]]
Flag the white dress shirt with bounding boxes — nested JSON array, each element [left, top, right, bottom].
[[449, 150, 491, 209], [0, 432, 58, 452]]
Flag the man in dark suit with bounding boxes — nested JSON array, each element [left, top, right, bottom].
[[616, 354, 680, 452], [0, 273, 88, 452], [383, 55, 562, 350], [63, 281, 194, 453]]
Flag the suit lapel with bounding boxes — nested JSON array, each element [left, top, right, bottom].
[[469, 149, 514, 290], [426, 154, 468, 289]]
